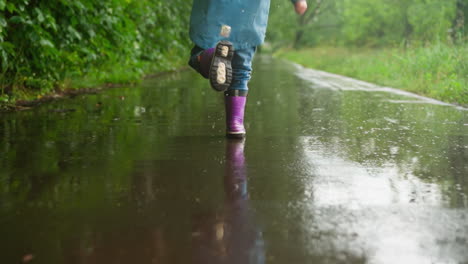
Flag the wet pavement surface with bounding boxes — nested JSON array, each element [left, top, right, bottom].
[[1, 56, 468, 263]]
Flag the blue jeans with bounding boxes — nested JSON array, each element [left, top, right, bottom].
[[189, 45, 257, 91]]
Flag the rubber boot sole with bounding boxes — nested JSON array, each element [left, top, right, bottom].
[[210, 41, 234, 92]]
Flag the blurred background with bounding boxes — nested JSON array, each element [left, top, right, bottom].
[[268, 0, 467, 105], [0, 0, 466, 107]]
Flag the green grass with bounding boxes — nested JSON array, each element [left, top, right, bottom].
[[68, 48, 187, 90], [0, 50, 186, 110], [277, 43, 468, 106]]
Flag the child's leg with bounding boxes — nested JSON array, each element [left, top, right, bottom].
[[226, 46, 257, 94], [225, 47, 257, 138]]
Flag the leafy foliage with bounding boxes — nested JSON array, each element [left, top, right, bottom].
[[268, 0, 464, 48], [0, 0, 191, 103], [269, 0, 467, 104]]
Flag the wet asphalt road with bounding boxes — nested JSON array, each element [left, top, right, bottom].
[[1, 56, 468, 264]]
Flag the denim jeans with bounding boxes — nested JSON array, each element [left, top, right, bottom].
[[189, 45, 257, 91]]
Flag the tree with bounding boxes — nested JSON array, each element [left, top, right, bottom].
[[293, 0, 327, 48]]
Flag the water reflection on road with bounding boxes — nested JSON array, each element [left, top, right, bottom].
[[192, 139, 264, 264], [0, 57, 467, 263]]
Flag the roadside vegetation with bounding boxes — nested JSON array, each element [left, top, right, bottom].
[[268, 0, 467, 106], [0, 0, 191, 109], [278, 43, 467, 105]]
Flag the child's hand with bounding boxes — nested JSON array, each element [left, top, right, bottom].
[[294, 0, 308, 15]]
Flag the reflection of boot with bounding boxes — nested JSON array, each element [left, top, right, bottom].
[[192, 139, 264, 264], [225, 93, 247, 139], [197, 41, 234, 92], [225, 138, 247, 201]]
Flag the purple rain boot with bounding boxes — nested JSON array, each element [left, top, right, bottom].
[[198, 41, 234, 92], [225, 94, 247, 138], [197, 47, 214, 79]]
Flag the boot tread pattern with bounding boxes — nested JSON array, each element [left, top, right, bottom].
[[210, 41, 234, 92]]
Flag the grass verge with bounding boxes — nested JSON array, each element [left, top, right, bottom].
[[277, 43, 468, 106], [0, 51, 186, 112]]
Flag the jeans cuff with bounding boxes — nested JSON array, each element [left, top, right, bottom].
[[229, 80, 249, 91]]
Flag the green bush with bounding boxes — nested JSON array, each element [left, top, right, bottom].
[[0, 0, 191, 102]]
